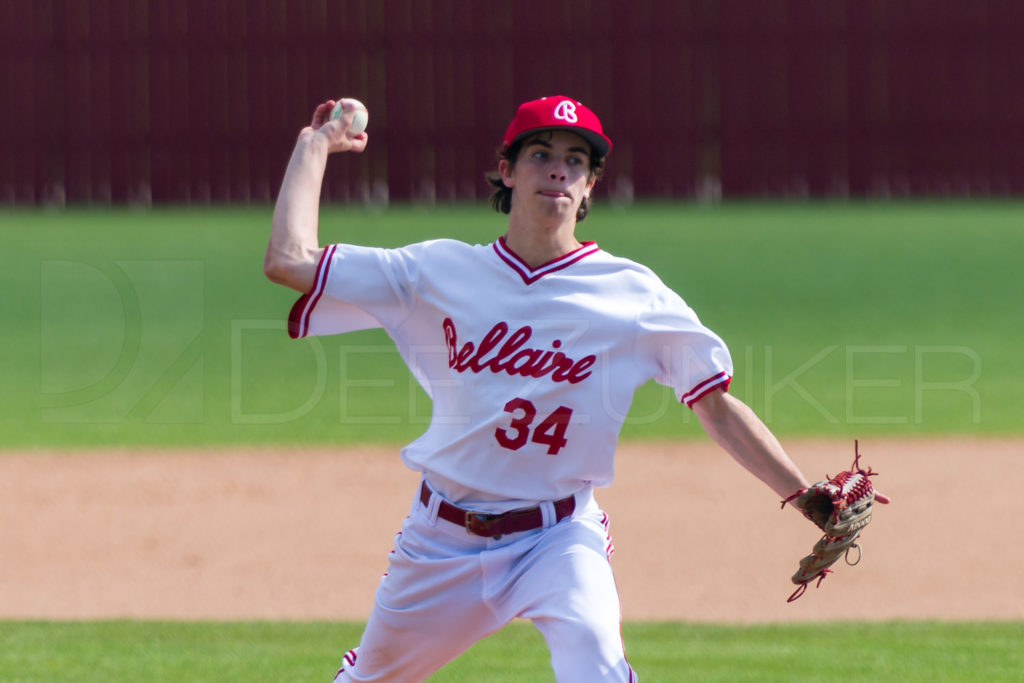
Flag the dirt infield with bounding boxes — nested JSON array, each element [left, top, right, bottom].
[[2, 438, 1021, 623]]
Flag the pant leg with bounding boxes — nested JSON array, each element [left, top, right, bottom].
[[510, 504, 637, 682], [334, 498, 506, 682]]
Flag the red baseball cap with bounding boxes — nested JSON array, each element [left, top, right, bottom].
[[502, 95, 613, 158]]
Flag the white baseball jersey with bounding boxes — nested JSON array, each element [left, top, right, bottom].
[[289, 237, 732, 509]]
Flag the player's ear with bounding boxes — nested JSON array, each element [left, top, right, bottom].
[[582, 175, 596, 199], [498, 159, 514, 188]]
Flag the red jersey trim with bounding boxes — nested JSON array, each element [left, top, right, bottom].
[[492, 237, 600, 285], [681, 371, 731, 408], [287, 244, 336, 339]]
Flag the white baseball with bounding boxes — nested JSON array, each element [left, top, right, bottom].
[[330, 98, 368, 135]]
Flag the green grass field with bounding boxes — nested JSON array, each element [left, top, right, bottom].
[[2, 200, 1022, 448], [2, 200, 1022, 681], [2, 620, 1022, 682]]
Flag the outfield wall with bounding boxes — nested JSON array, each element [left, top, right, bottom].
[[4, 0, 1024, 205]]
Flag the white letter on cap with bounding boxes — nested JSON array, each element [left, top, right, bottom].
[[554, 101, 578, 123]]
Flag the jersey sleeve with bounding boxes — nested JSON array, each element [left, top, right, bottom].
[[635, 288, 734, 408], [288, 242, 421, 339]]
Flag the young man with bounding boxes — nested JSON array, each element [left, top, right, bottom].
[[265, 95, 885, 682]]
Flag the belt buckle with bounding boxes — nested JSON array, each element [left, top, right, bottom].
[[465, 511, 502, 539]]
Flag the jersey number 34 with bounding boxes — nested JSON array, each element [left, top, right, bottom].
[[495, 397, 573, 456]]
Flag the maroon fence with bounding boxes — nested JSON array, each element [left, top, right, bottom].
[[3, 0, 1023, 205]]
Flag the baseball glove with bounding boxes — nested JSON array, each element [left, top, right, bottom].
[[781, 440, 878, 602]]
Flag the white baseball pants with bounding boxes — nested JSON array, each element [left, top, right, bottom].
[[332, 480, 637, 682]]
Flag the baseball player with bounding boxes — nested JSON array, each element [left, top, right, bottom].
[[265, 95, 888, 682]]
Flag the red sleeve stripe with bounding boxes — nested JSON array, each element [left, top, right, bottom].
[[287, 244, 336, 339], [681, 371, 731, 408]]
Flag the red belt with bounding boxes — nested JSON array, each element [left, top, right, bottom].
[[420, 481, 576, 539]]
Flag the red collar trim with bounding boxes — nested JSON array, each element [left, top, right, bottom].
[[492, 237, 600, 285]]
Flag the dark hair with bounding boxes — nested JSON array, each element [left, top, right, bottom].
[[486, 132, 607, 222]]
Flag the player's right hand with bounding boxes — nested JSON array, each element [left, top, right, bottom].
[[304, 100, 368, 154]]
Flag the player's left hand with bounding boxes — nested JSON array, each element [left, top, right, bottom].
[[782, 442, 885, 601]]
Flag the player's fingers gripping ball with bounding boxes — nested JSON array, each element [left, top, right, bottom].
[[330, 98, 369, 136], [781, 440, 878, 602]]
